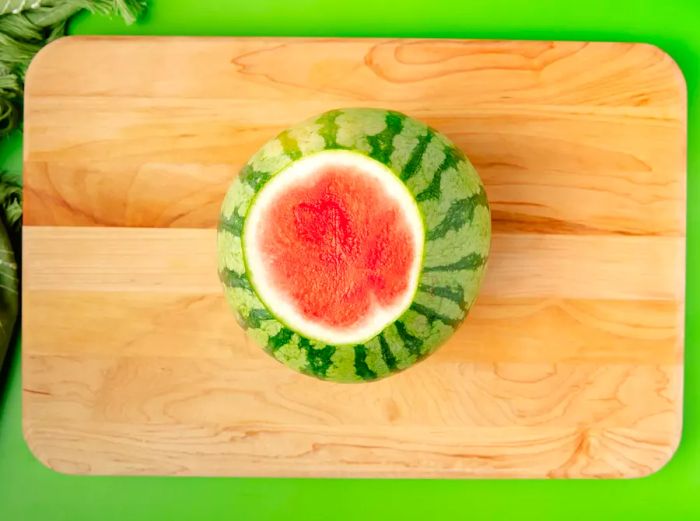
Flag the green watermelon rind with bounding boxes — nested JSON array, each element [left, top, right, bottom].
[[241, 149, 427, 348], [218, 108, 491, 383]]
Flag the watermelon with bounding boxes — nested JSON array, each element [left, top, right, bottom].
[[218, 108, 490, 382]]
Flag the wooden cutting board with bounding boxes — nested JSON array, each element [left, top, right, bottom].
[[22, 36, 687, 478]]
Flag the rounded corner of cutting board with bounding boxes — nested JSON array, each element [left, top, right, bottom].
[[21, 418, 77, 476], [24, 36, 83, 92]]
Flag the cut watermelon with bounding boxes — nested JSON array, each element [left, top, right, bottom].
[[218, 108, 490, 382]]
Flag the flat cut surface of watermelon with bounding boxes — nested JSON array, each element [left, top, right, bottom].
[[245, 150, 424, 345], [218, 108, 491, 382]]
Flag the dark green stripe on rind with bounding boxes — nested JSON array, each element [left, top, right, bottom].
[[239, 134, 297, 191], [410, 302, 462, 327], [218, 107, 490, 383], [400, 130, 433, 181], [316, 109, 343, 149], [353, 344, 378, 380], [218, 212, 244, 236], [219, 268, 253, 291], [378, 333, 398, 371], [426, 186, 489, 241], [415, 145, 463, 202], [239, 164, 272, 191], [367, 111, 405, 165], [382, 323, 420, 370], [418, 283, 465, 309], [245, 308, 274, 329], [298, 338, 336, 378], [403, 138, 448, 196], [268, 327, 294, 352], [393, 321, 423, 356], [399, 309, 454, 357], [423, 252, 487, 272]]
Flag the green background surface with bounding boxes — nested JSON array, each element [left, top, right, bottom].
[[1, 0, 699, 519]]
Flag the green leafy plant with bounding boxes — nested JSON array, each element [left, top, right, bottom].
[[0, 0, 146, 138], [0, 179, 18, 368], [0, 1, 147, 366]]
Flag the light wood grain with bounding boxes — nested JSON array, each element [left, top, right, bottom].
[[23, 227, 685, 300], [22, 36, 686, 478], [21, 420, 674, 478], [25, 38, 686, 235]]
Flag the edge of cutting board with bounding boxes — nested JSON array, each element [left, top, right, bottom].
[[21, 36, 687, 478]]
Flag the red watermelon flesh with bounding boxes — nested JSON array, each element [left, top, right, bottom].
[[257, 164, 417, 330]]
